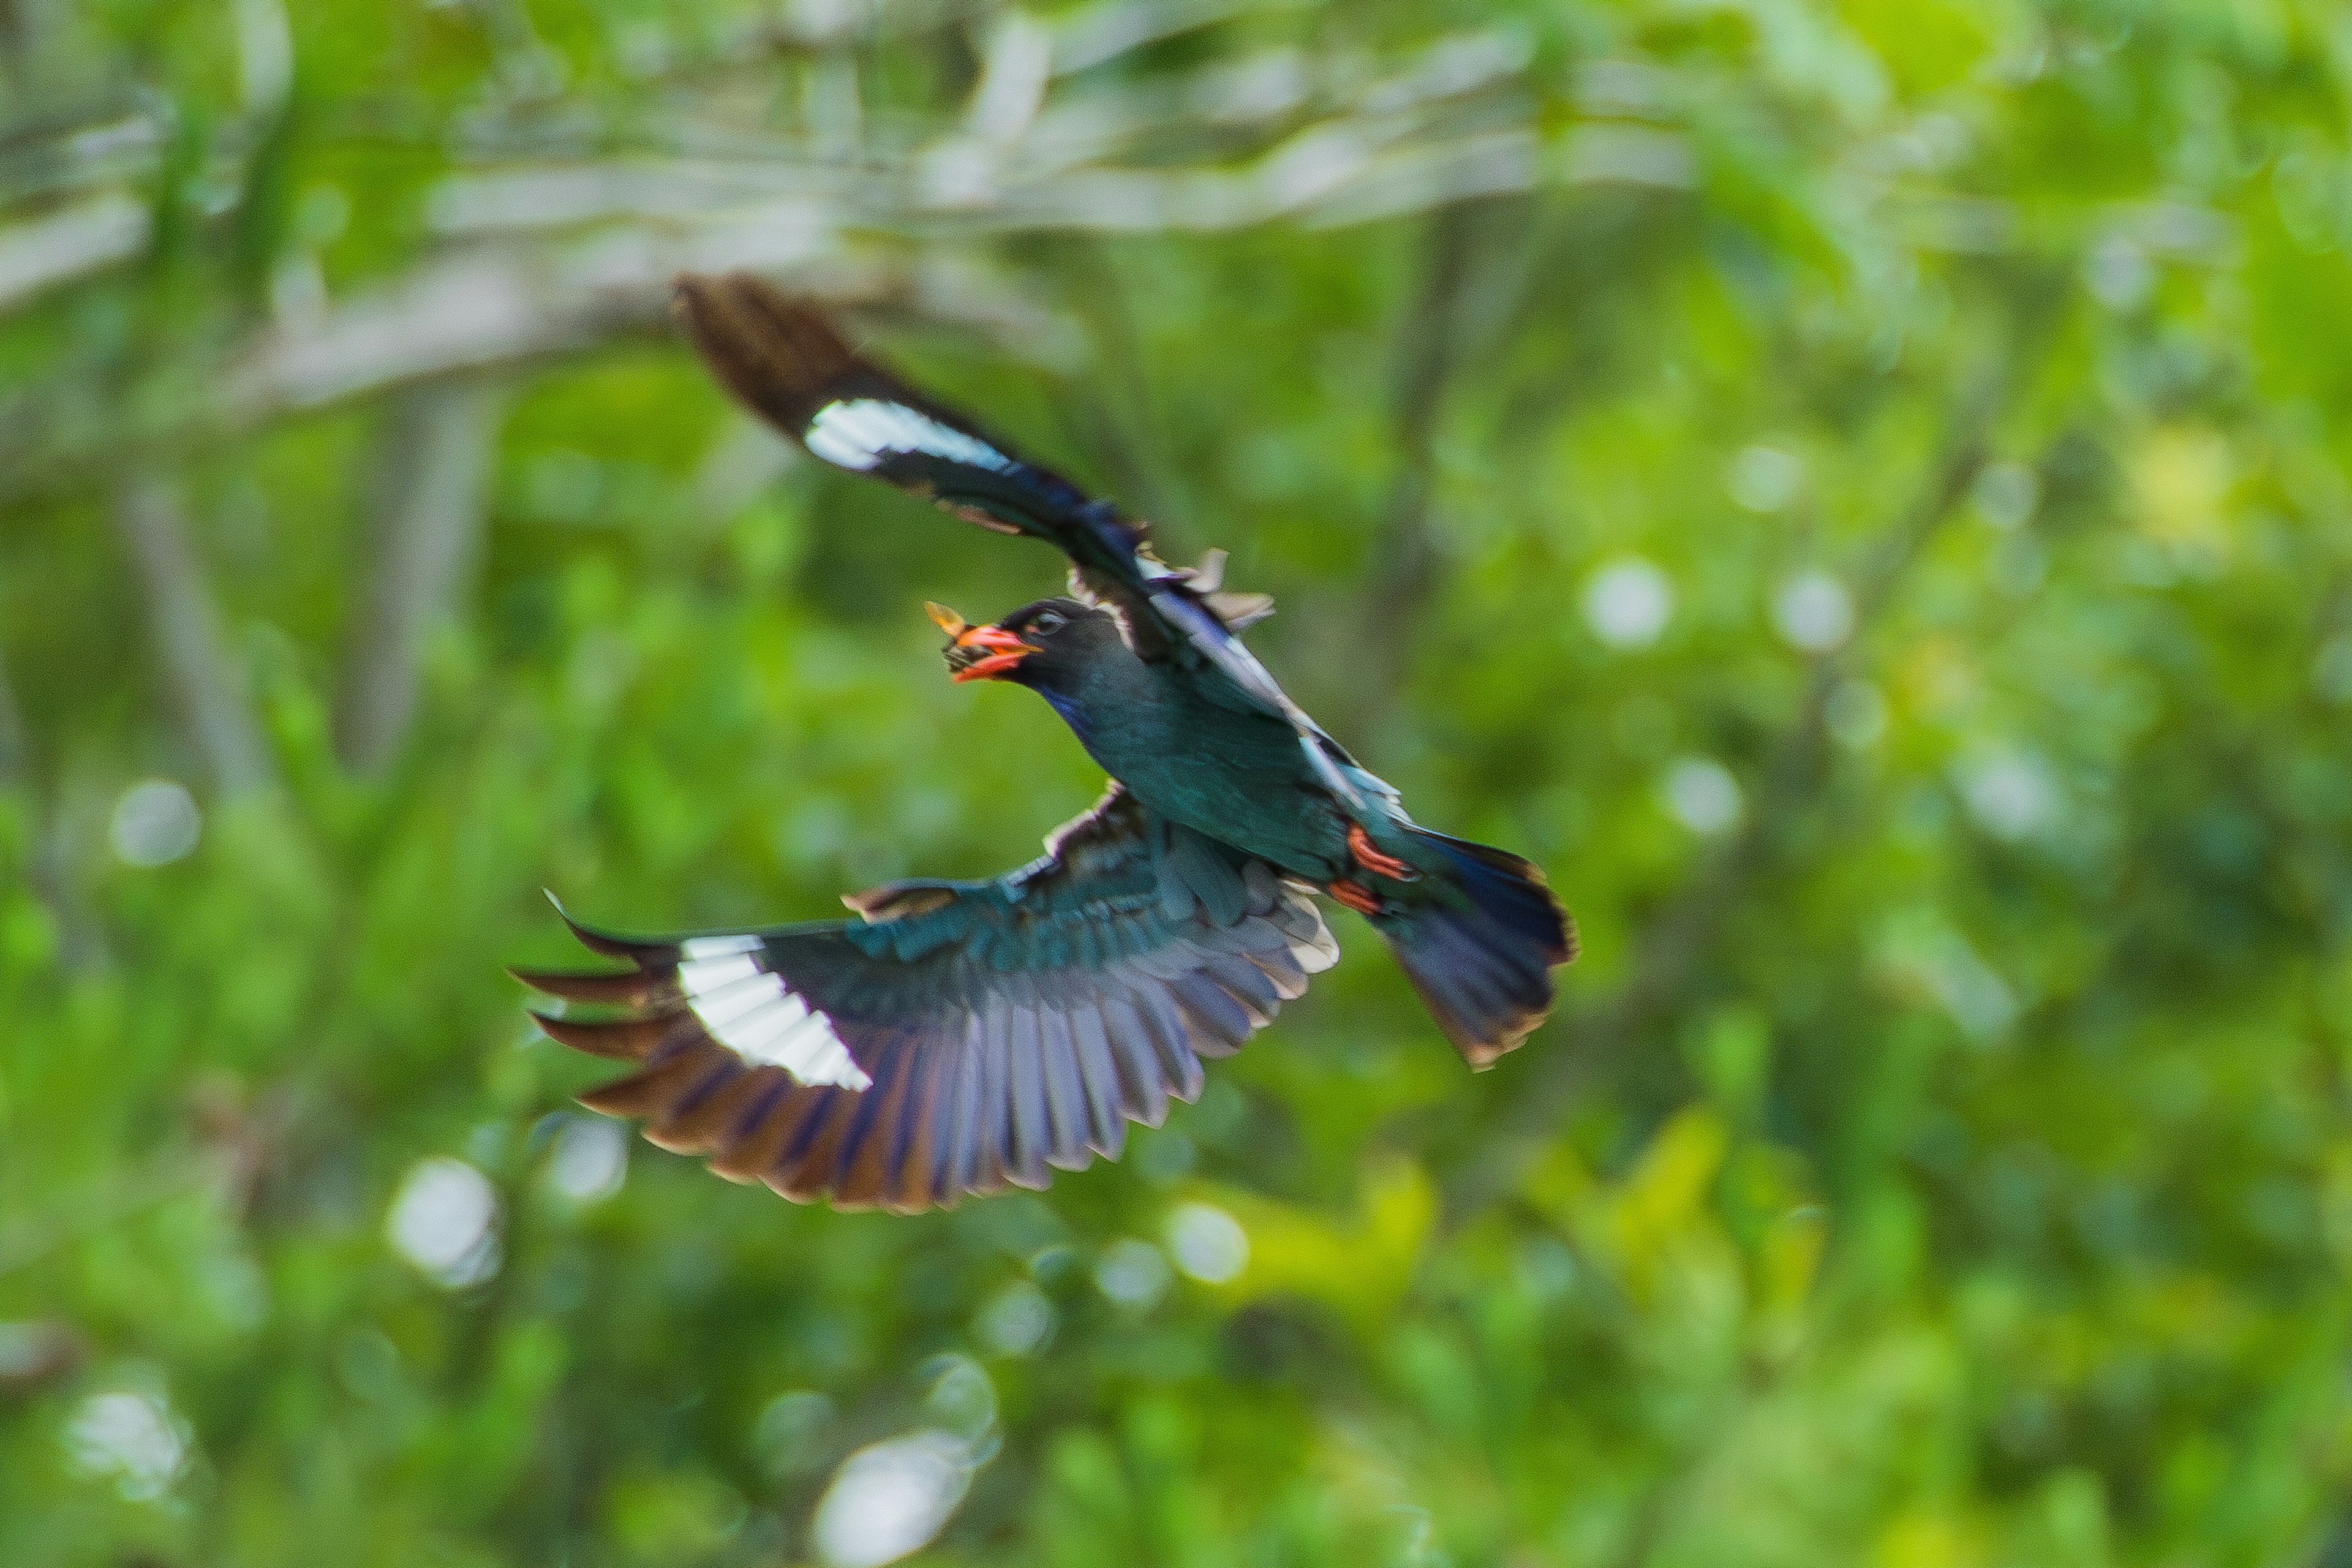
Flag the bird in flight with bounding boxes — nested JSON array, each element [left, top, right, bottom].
[[516, 274, 1575, 1212]]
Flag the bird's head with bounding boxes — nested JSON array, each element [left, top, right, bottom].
[[929, 597, 1116, 691]]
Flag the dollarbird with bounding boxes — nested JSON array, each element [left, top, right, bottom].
[[515, 273, 1575, 1212]]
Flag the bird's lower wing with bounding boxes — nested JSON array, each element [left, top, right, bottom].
[[516, 788, 1336, 1212]]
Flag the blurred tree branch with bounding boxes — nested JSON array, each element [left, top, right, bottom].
[[335, 382, 506, 774], [0, 189, 148, 312], [111, 478, 281, 800], [0, 42, 1690, 503]]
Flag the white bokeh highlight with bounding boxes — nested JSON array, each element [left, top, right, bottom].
[[811, 1359, 997, 1568], [108, 778, 201, 867], [1663, 758, 1743, 835], [66, 1389, 187, 1501], [545, 1115, 628, 1203], [1581, 557, 1673, 649], [1164, 1202, 1249, 1284], [1881, 912, 2018, 1043], [813, 1431, 974, 1568], [1956, 749, 2059, 842], [1771, 570, 1854, 652], [974, 1281, 1053, 1357], [1973, 461, 2039, 529], [1727, 444, 1803, 512], [1093, 1238, 1172, 1310], [387, 1157, 501, 1288]]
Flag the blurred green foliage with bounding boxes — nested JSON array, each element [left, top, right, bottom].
[[6, 0, 2352, 1564]]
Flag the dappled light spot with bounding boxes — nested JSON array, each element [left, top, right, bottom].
[[108, 778, 200, 867], [1165, 1201, 1248, 1283], [812, 1431, 974, 1568], [1771, 570, 1853, 652], [544, 1113, 627, 1203], [1093, 1238, 1172, 1309], [1973, 460, 2038, 529], [1875, 910, 2018, 1043], [974, 1281, 1054, 1357], [919, 1354, 998, 1448], [1726, 444, 1803, 512], [1581, 557, 1673, 649], [1662, 757, 1741, 835], [1954, 748, 2058, 842], [386, 1157, 501, 1288], [812, 1363, 993, 1568], [66, 1388, 187, 1501]]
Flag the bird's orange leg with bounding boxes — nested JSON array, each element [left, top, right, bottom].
[[1327, 878, 1383, 916], [1348, 823, 1414, 881]]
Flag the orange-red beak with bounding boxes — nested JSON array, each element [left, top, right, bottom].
[[927, 603, 1036, 683], [948, 624, 1035, 682]]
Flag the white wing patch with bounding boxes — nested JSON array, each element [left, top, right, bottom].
[[805, 399, 1014, 475], [682, 934, 762, 959], [1287, 925, 1341, 978], [676, 954, 872, 1091]]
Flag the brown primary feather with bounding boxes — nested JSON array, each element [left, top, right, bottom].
[[508, 965, 671, 1007], [671, 273, 858, 436], [578, 1045, 727, 1121], [527, 1008, 679, 1062]]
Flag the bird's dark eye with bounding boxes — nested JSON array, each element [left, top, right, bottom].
[[1030, 609, 1066, 633]]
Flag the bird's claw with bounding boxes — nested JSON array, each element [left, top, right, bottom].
[[1348, 823, 1414, 881]]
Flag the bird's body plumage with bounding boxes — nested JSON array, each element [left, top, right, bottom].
[[517, 274, 1575, 1210], [998, 605, 1360, 881]]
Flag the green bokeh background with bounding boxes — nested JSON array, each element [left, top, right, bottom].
[[6, 0, 2352, 1563]]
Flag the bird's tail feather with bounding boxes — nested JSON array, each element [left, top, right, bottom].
[[1373, 828, 1575, 1068]]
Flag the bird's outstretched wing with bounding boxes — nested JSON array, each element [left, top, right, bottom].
[[516, 788, 1337, 1212], [672, 271, 1357, 802]]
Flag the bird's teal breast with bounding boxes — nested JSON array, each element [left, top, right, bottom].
[[1072, 678, 1352, 883]]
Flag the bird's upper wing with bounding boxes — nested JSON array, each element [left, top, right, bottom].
[[672, 271, 1358, 802], [516, 788, 1337, 1212]]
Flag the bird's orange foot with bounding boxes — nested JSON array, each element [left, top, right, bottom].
[[1348, 823, 1414, 881], [1327, 878, 1383, 916]]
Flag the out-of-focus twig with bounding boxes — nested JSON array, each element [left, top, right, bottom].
[[4, 60, 1689, 499], [336, 382, 506, 774], [111, 478, 281, 799], [0, 241, 1074, 506], [215, 228, 1090, 419], [222, 247, 693, 418], [0, 111, 159, 206], [0, 189, 148, 313], [1050, 0, 1278, 77]]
